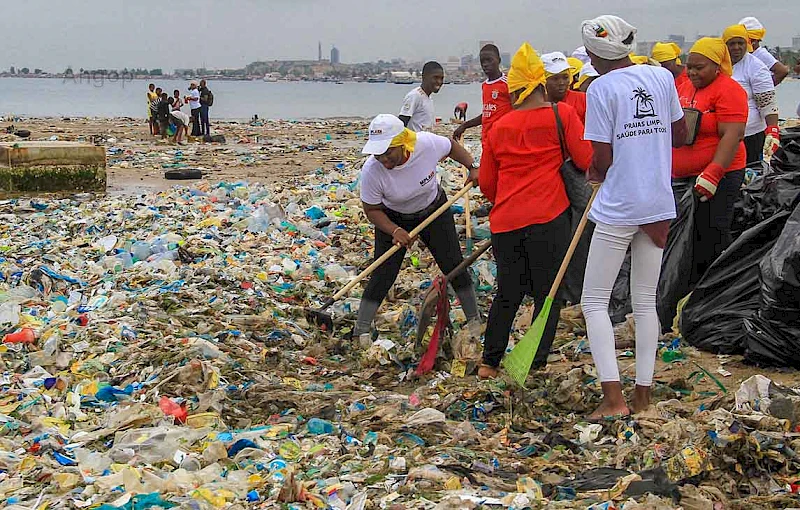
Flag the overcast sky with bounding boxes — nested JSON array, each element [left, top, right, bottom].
[[1, 0, 796, 72]]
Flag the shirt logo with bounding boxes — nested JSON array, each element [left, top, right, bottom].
[[631, 87, 657, 119], [491, 90, 499, 99]]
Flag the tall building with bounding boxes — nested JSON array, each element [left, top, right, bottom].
[[318, 41, 322, 62], [331, 46, 340, 65], [501, 52, 511, 68], [793, 36, 800, 51]]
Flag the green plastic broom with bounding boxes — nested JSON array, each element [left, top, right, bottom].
[[502, 185, 600, 387]]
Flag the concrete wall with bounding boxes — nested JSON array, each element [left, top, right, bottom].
[[0, 142, 106, 193]]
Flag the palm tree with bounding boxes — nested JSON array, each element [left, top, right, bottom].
[[632, 87, 655, 118]]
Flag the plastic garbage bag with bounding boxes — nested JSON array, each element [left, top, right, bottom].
[[680, 210, 790, 353], [732, 127, 800, 238], [561, 166, 596, 304], [743, 203, 800, 367], [657, 183, 696, 332]]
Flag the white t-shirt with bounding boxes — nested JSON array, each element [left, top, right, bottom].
[[584, 65, 683, 226], [360, 132, 451, 214], [170, 110, 190, 125], [732, 53, 775, 137], [187, 89, 201, 110], [399, 87, 435, 132], [752, 47, 778, 71]]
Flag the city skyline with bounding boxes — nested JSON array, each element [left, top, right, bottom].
[[0, 0, 797, 72]]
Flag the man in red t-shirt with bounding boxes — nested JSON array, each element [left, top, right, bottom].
[[453, 44, 512, 140], [542, 51, 587, 124]]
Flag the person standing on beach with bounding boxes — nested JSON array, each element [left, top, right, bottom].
[[186, 82, 202, 137], [542, 52, 587, 123], [199, 79, 214, 136], [453, 44, 513, 140], [579, 15, 687, 420], [399, 61, 444, 132], [739, 17, 790, 86], [149, 88, 163, 136], [147, 84, 158, 135], [172, 89, 184, 111], [157, 92, 171, 140]]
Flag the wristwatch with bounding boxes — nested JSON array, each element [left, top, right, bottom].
[[470, 162, 479, 170]]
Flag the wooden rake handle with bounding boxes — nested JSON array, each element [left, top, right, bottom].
[[547, 185, 600, 300], [330, 183, 474, 303]]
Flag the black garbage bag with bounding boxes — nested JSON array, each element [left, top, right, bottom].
[[561, 168, 595, 305], [608, 252, 632, 324], [680, 210, 790, 353], [657, 182, 696, 332], [743, 202, 800, 367], [731, 127, 800, 238]]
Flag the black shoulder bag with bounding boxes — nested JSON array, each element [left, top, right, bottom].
[[553, 103, 593, 209]]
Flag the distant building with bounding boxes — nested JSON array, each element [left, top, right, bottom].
[[331, 46, 340, 65], [501, 52, 511, 68], [793, 36, 800, 51], [318, 41, 322, 62], [461, 54, 474, 68], [444, 57, 461, 73]]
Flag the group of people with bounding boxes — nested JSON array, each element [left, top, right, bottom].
[[354, 14, 790, 420], [146, 80, 214, 143]]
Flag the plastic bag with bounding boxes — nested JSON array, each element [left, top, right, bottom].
[[731, 127, 800, 238], [657, 183, 696, 332], [680, 210, 790, 353], [743, 202, 800, 367], [560, 164, 595, 305]]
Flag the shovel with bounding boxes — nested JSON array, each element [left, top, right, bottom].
[[306, 183, 474, 331], [415, 238, 492, 346], [502, 184, 600, 387]]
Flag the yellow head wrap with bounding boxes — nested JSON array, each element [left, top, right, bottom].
[[507, 42, 546, 106], [567, 57, 583, 79], [689, 37, 733, 76], [629, 54, 651, 65], [388, 128, 417, 153], [651, 42, 682, 64], [722, 25, 753, 52]]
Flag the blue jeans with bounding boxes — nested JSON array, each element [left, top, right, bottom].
[[200, 105, 210, 135]]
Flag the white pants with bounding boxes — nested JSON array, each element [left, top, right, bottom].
[[582, 222, 664, 386]]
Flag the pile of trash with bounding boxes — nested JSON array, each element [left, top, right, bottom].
[[0, 122, 799, 508]]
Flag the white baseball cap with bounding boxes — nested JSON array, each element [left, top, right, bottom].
[[541, 52, 571, 75], [362, 114, 405, 155]]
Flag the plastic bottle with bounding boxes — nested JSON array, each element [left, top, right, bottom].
[[131, 241, 152, 261], [306, 418, 335, 435]]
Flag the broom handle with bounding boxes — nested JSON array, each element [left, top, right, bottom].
[[456, 135, 473, 243], [546, 185, 601, 300], [330, 183, 473, 302]]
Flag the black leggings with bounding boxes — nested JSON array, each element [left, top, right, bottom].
[[744, 132, 765, 166], [361, 192, 472, 304], [483, 210, 569, 368]]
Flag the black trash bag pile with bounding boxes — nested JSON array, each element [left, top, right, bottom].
[[743, 203, 800, 367], [680, 211, 790, 353], [732, 127, 800, 238]]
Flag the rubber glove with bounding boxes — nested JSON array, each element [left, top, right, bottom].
[[694, 162, 726, 202], [764, 125, 780, 159]]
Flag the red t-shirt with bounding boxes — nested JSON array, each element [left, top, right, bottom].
[[562, 89, 586, 124], [479, 104, 593, 233], [672, 74, 748, 178], [674, 69, 690, 91], [482, 76, 513, 135]]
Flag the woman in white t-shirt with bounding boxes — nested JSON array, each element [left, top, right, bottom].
[[723, 25, 780, 165], [354, 114, 480, 343], [580, 15, 687, 420], [738, 17, 791, 86]]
